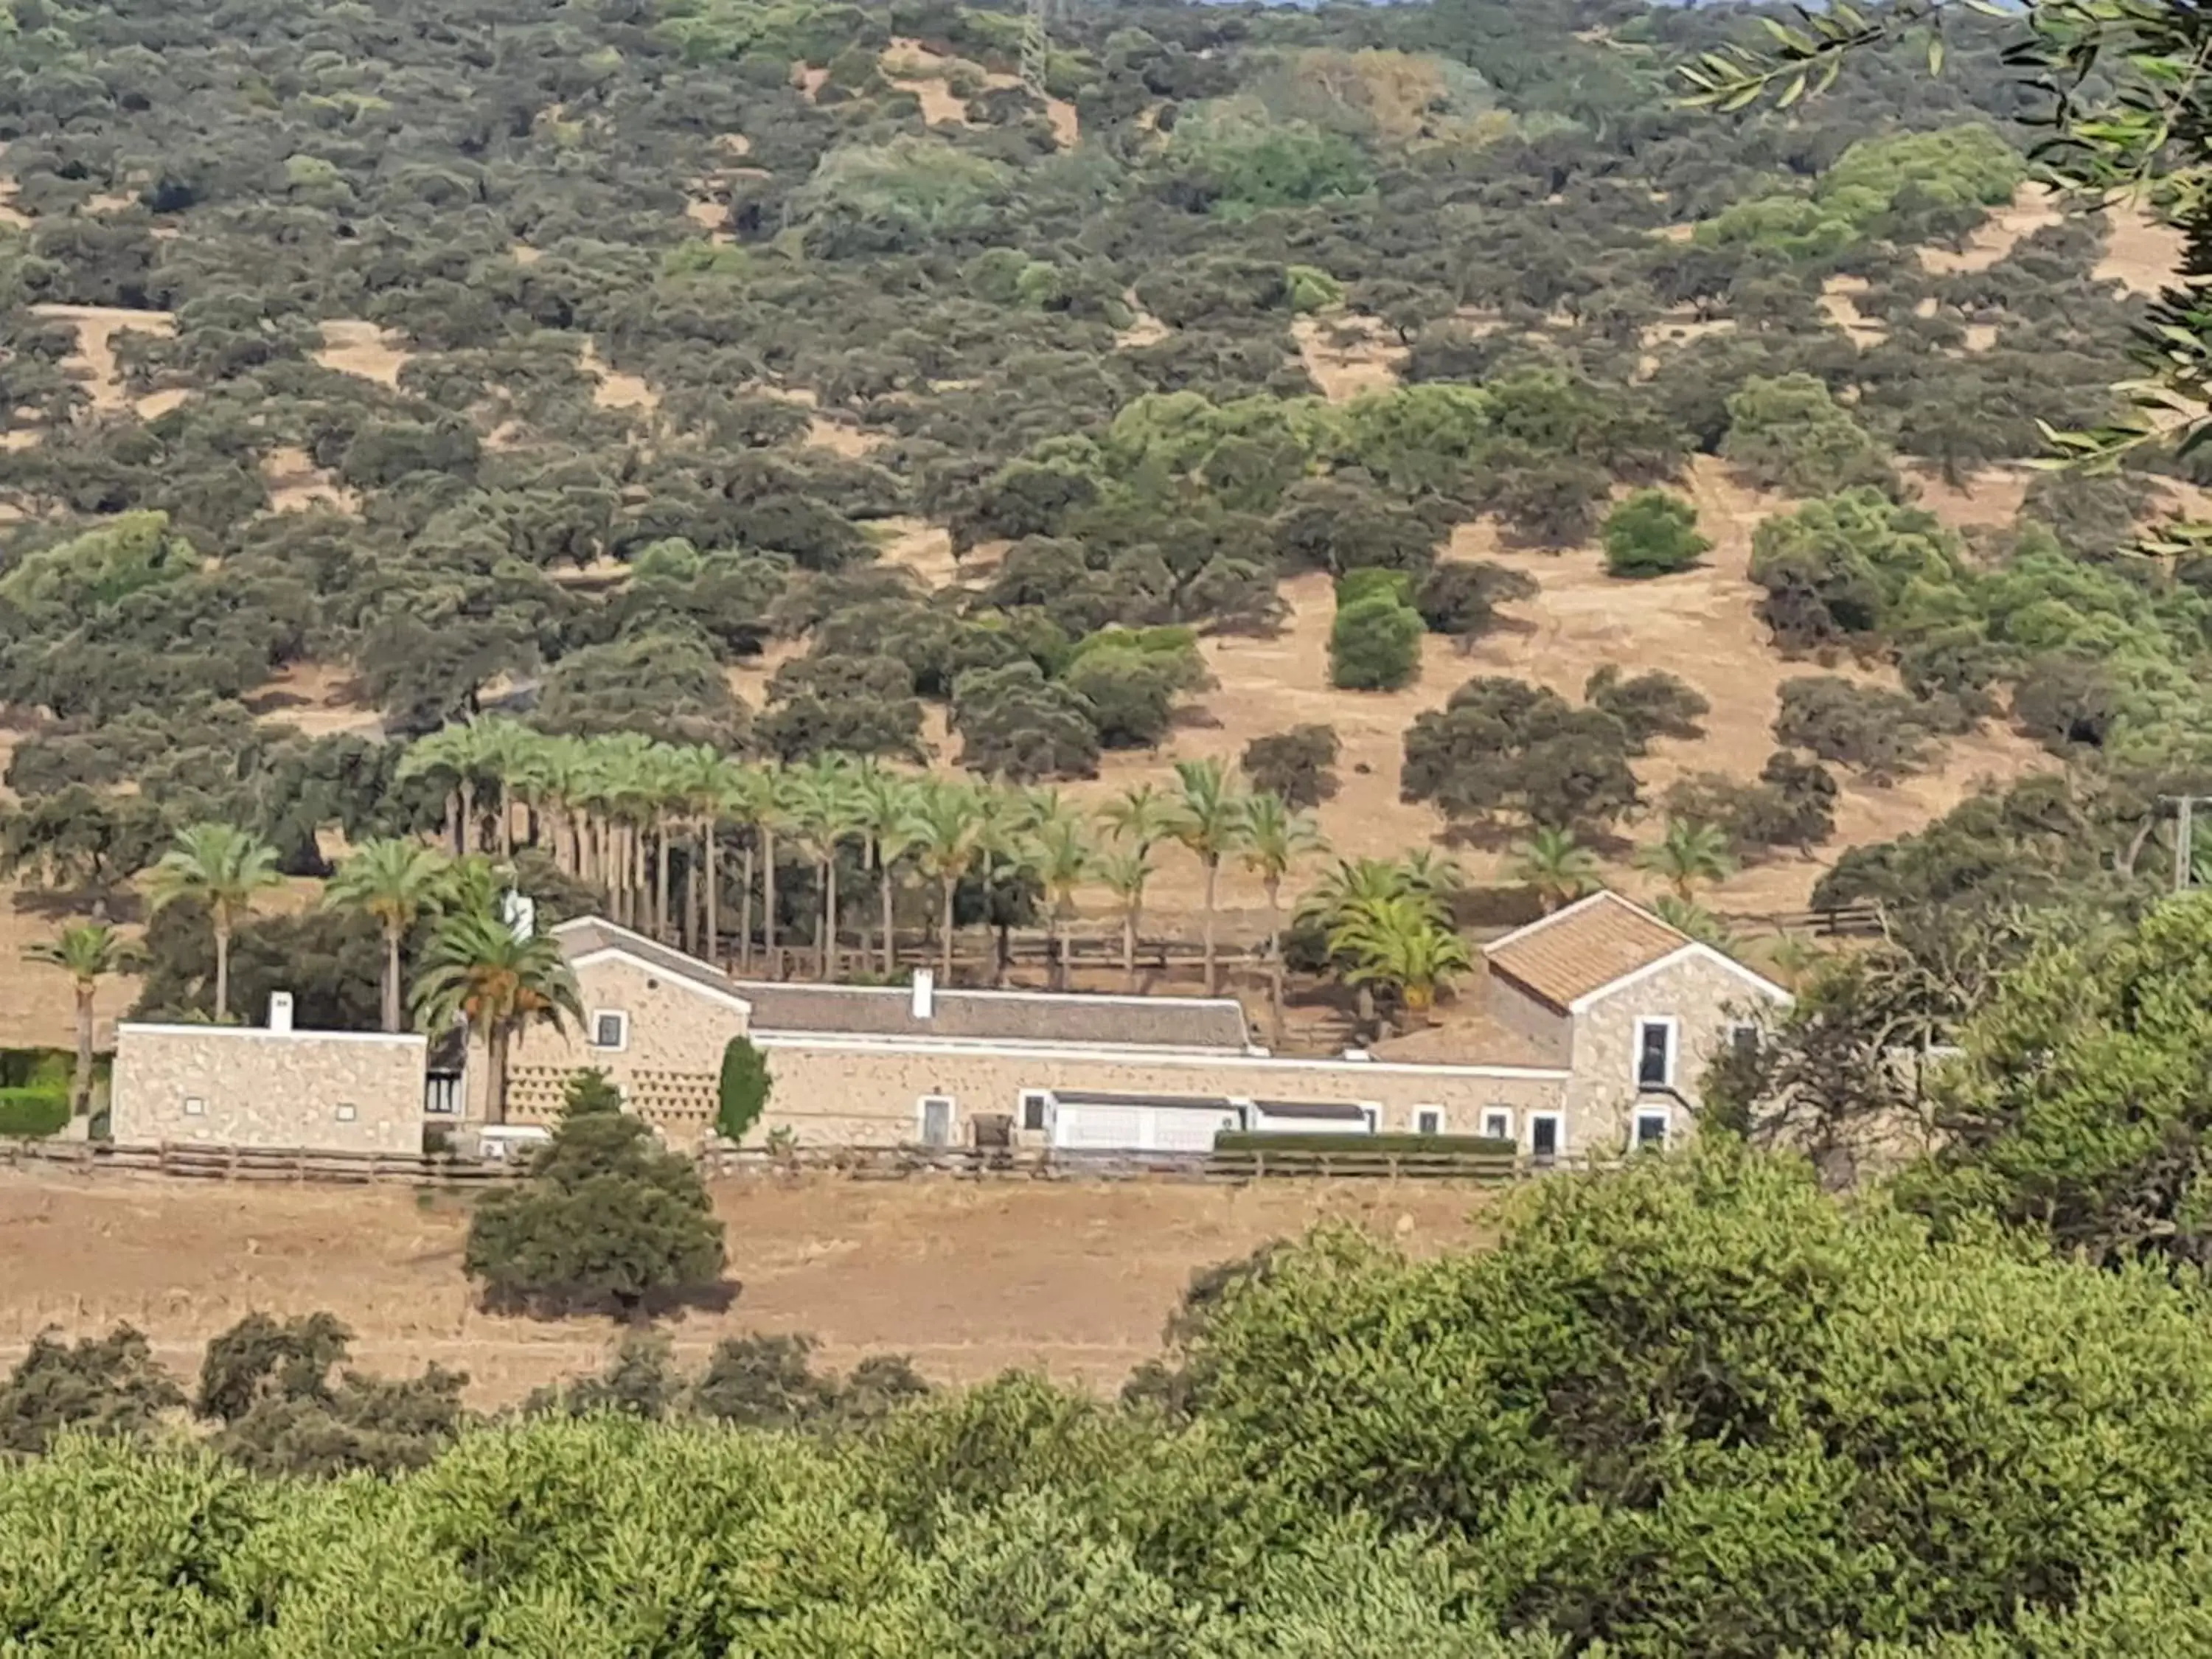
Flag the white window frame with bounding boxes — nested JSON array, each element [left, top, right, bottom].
[[1528, 1111, 1565, 1162], [335, 1102, 358, 1123], [1632, 1105, 1672, 1150], [1633, 1016, 1680, 1091], [1018, 1089, 1051, 1133], [917, 1093, 957, 1147], [1413, 1106, 1444, 1136], [1359, 1104, 1381, 1133], [183, 1095, 206, 1117], [1481, 1107, 1514, 1143], [589, 1009, 630, 1052]]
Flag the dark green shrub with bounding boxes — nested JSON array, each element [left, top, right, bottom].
[[1334, 567, 1415, 609], [716, 1036, 771, 1143], [0, 1088, 69, 1138], [1601, 490, 1711, 578], [1328, 594, 1425, 691], [1241, 724, 1340, 808]]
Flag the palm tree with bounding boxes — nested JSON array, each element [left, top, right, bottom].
[[146, 823, 284, 1021], [23, 923, 141, 1114], [1169, 758, 1252, 996], [1652, 894, 1736, 950], [398, 721, 505, 855], [1635, 818, 1737, 902], [668, 745, 737, 960], [1029, 804, 1093, 992], [854, 763, 921, 978], [1095, 846, 1155, 992], [1510, 827, 1603, 913], [412, 905, 582, 1127], [720, 764, 776, 975], [1241, 792, 1326, 1044], [324, 838, 455, 1033], [1099, 782, 1179, 982], [904, 779, 981, 985], [1327, 894, 1473, 1026], [790, 754, 863, 981]]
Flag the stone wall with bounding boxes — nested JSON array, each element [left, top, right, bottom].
[[111, 1025, 428, 1153], [487, 956, 750, 1125], [1483, 968, 1572, 1064], [744, 1039, 1568, 1150], [1566, 951, 1785, 1152]]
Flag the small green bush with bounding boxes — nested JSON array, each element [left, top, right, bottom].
[[0, 1088, 69, 1138], [1334, 566, 1415, 608], [1601, 490, 1711, 579], [717, 1037, 772, 1142], [1329, 594, 1425, 691]]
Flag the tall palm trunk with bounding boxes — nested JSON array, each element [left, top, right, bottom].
[[459, 779, 477, 855], [821, 855, 838, 981], [382, 921, 404, 1034], [486, 1023, 511, 1126], [444, 792, 461, 856], [1122, 898, 1139, 993], [1049, 904, 1068, 992], [631, 826, 647, 932], [213, 914, 234, 1021], [498, 790, 514, 858], [703, 824, 720, 966], [1265, 875, 1284, 1048], [70, 982, 94, 1115], [880, 858, 897, 978], [1201, 855, 1220, 996], [762, 829, 779, 978], [739, 843, 756, 974], [940, 877, 956, 985], [655, 813, 673, 942]]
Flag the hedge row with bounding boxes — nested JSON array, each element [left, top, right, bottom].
[[1216, 1131, 1517, 1157], [0, 1088, 70, 1138]]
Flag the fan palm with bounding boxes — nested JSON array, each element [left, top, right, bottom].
[[1095, 846, 1155, 992], [1327, 894, 1473, 1022], [411, 905, 582, 1126], [1169, 758, 1252, 996], [790, 754, 863, 981], [854, 763, 922, 977], [146, 823, 284, 1020], [1242, 792, 1327, 1043], [23, 922, 142, 1113], [1029, 806, 1093, 992], [903, 779, 982, 985], [324, 838, 455, 1032], [669, 745, 737, 958], [1635, 818, 1737, 902], [1510, 827, 1602, 913]]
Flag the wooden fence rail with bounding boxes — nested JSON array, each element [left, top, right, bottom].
[[2, 1137, 1605, 1189]]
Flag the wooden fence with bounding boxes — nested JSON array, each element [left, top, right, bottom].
[[2, 1136, 1596, 1189]]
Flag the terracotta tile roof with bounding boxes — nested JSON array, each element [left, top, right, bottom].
[[1481, 891, 1692, 1012], [551, 917, 1253, 1051]]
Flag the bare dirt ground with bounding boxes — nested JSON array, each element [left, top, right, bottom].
[[1052, 458, 2052, 921], [0, 1171, 1497, 1406], [2096, 195, 2187, 294], [28, 303, 177, 413], [880, 39, 1079, 148], [1819, 275, 1887, 347], [1292, 314, 1406, 402], [316, 319, 411, 388], [578, 338, 657, 415], [261, 445, 360, 515], [1919, 181, 2065, 276]]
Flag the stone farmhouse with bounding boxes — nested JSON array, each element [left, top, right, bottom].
[[108, 891, 1787, 1160]]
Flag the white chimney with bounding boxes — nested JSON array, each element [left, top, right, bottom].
[[268, 991, 295, 1034], [910, 968, 935, 1021]]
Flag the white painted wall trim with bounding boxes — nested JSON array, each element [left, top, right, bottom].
[[116, 1023, 428, 1048], [751, 1032, 1569, 1081], [1567, 942, 1792, 1014]]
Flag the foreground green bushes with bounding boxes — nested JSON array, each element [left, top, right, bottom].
[[10, 1145, 2212, 1653]]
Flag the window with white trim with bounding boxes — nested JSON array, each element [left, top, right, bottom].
[[335, 1102, 357, 1123], [590, 1009, 630, 1051], [1481, 1107, 1514, 1143], [1019, 1090, 1050, 1133], [1529, 1112, 1563, 1164], [1635, 1018, 1676, 1090], [1360, 1104, 1380, 1133], [1634, 1107, 1671, 1150], [1414, 1106, 1444, 1135]]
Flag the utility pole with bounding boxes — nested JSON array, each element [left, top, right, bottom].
[[1022, 0, 1053, 99]]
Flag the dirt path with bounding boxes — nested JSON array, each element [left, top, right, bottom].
[[29, 303, 176, 413], [1292, 314, 1405, 403], [0, 1172, 1495, 1405], [316, 319, 411, 387]]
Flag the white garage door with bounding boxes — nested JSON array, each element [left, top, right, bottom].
[[1052, 1104, 1237, 1152]]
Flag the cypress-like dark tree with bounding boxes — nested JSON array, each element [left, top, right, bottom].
[[465, 1071, 728, 1317]]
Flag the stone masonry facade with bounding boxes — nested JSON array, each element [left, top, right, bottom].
[[111, 1025, 429, 1154]]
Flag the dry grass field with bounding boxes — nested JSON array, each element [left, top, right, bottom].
[[0, 1169, 1498, 1407]]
